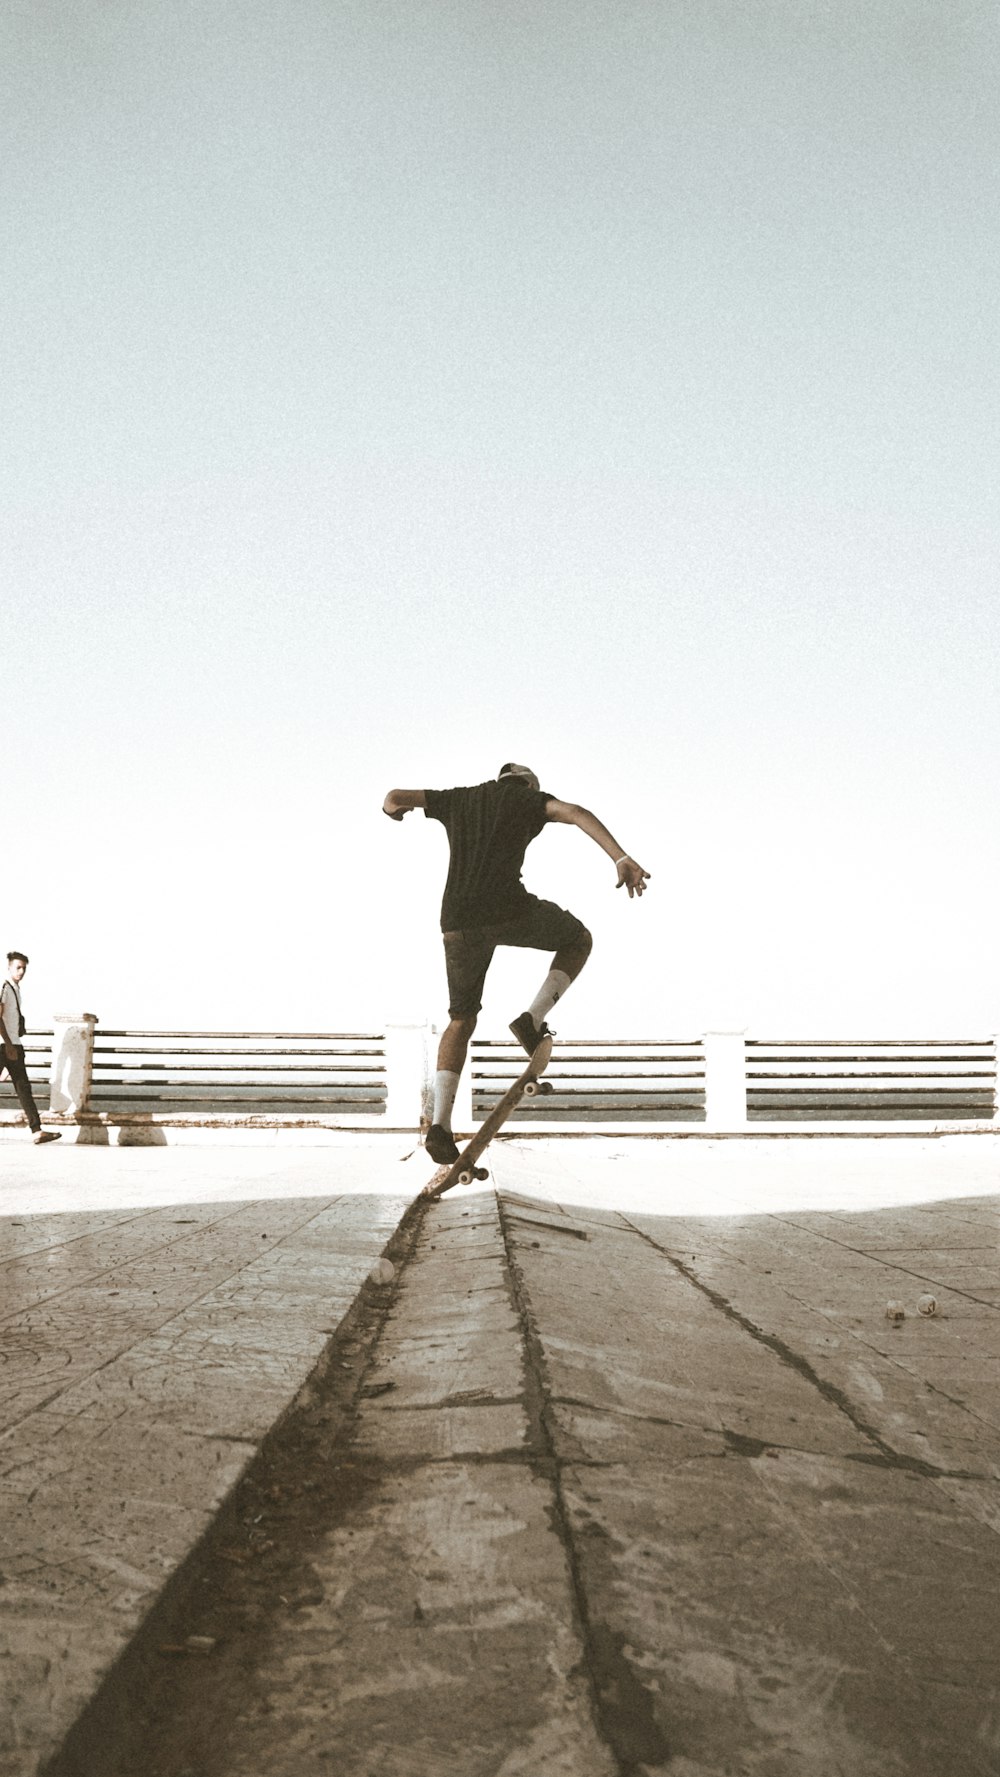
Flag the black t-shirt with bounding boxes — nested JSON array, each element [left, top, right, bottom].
[[424, 778, 551, 929]]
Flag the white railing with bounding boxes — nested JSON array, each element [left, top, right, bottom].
[[2, 1020, 998, 1132], [744, 1038, 995, 1122], [88, 1029, 387, 1118], [471, 1036, 707, 1123]]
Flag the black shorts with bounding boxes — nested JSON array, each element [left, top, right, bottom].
[[442, 897, 588, 1019]]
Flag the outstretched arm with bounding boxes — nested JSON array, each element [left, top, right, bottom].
[[544, 799, 650, 898], [382, 788, 427, 822]]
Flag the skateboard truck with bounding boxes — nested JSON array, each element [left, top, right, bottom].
[[423, 1033, 554, 1199]]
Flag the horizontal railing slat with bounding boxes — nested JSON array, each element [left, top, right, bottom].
[[475, 1036, 703, 1047], [749, 1105, 991, 1120], [747, 1074, 992, 1088], [87, 1087, 385, 1101], [91, 1066, 384, 1079], [747, 1037, 992, 1049], [94, 1030, 382, 1040], [747, 1050, 993, 1058], [93, 1039, 383, 1049]]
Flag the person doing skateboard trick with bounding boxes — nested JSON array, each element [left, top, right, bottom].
[[383, 764, 649, 1164]]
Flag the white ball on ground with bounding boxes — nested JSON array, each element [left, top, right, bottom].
[[917, 1293, 938, 1316], [369, 1258, 395, 1284]]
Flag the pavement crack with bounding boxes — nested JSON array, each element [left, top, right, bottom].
[[843, 1449, 984, 1480], [496, 1193, 672, 1777], [769, 1215, 1000, 1310], [370, 1391, 523, 1412], [505, 1213, 591, 1240], [622, 1216, 923, 1472]]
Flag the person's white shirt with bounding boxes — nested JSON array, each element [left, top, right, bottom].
[[0, 977, 23, 1047]]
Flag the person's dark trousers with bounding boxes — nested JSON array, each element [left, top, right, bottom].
[[1, 1045, 42, 1134]]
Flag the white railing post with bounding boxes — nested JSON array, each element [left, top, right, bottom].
[[384, 1022, 433, 1128], [703, 1029, 748, 1129], [993, 1036, 1000, 1123], [49, 1013, 98, 1116]]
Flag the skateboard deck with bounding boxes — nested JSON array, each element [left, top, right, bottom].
[[423, 1033, 554, 1200]]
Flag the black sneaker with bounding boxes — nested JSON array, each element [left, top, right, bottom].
[[425, 1124, 460, 1165], [509, 1013, 552, 1058]]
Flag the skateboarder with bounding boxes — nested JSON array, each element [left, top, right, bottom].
[[383, 764, 649, 1163], [1, 952, 61, 1145]]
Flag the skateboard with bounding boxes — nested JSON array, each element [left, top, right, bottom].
[[423, 1033, 554, 1200]]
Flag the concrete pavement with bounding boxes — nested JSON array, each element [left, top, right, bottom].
[[2, 1133, 999, 1774], [0, 1141, 418, 1777]]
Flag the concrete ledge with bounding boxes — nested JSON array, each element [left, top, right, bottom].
[[498, 1118, 1000, 1139], [0, 1115, 398, 1147], [5, 1113, 1000, 1147]]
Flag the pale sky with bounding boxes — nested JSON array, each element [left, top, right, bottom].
[[4, 0, 999, 1040]]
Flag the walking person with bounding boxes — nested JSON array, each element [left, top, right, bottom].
[[383, 763, 649, 1163], [1, 952, 60, 1144]]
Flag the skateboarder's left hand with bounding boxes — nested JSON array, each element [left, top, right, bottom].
[[616, 857, 650, 898]]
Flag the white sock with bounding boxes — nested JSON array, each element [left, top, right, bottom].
[[527, 969, 572, 1029], [433, 1070, 460, 1129]]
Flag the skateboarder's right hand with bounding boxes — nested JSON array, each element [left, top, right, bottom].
[[383, 789, 426, 820], [616, 857, 650, 898]]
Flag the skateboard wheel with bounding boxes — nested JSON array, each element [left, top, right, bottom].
[[458, 1169, 473, 1185], [523, 1080, 539, 1098]]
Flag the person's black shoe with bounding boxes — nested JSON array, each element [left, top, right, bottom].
[[509, 1013, 552, 1058], [33, 1130, 62, 1146], [425, 1123, 460, 1165]]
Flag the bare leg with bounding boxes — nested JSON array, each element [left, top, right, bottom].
[[426, 1015, 479, 1161], [436, 1014, 478, 1076], [551, 929, 592, 982], [511, 930, 594, 1057]]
